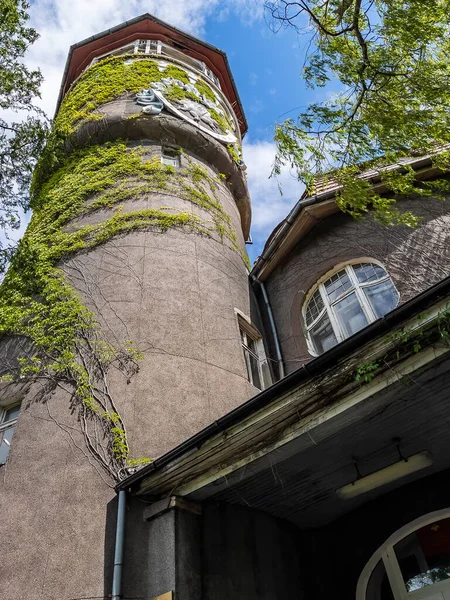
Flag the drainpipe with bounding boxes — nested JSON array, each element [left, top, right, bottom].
[[252, 277, 285, 379], [112, 489, 126, 600]]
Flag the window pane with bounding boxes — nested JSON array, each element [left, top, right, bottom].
[[310, 313, 338, 354], [306, 290, 324, 326], [324, 270, 352, 302], [394, 517, 450, 592], [366, 559, 395, 600], [354, 263, 386, 284], [0, 425, 15, 464], [364, 280, 399, 319], [260, 359, 272, 389], [246, 336, 258, 354], [161, 155, 179, 167], [334, 291, 368, 337], [4, 405, 20, 423], [247, 351, 262, 389]]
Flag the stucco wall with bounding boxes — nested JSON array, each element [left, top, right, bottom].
[[0, 143, 256, 599], [265, 195, 450, 372], [0, 378, 116, 600], [58, 143, 256, 459], [202, 502, 306, 600], [0, 49, 257, 600]]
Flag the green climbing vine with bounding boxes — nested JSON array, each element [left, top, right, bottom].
[[0, 141, 248, 480], [195, 77, 216, 103], [32, 54, 236, 195], [353, 304, 450, 386], [227, 142, 244, 166]]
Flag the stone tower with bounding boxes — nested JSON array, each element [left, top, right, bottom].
[[0, 14, 256, 600]]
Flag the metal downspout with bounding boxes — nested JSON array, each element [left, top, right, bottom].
[[112, 489, 126, 600], [253, 277, 285, 379]]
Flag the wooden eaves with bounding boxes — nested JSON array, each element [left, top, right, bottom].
[[251, 154, 448, 282], [117, 275, 450, 500], [55, 13, 248, 136]]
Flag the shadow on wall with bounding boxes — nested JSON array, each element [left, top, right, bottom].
[[104, 496, 118, 599]]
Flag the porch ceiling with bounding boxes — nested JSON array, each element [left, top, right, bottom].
[[191, 351, 450, 528]]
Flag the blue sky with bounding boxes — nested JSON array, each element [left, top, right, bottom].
[[21, 0, 319, 264]]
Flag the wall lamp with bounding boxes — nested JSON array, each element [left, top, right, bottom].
[[336, 450, 433, 500]]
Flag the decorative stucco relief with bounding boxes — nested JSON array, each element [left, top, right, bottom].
[[136, 75, 238, 144]]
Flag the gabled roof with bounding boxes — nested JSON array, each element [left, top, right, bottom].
[[56, 13, 247, 135], [251, 152, 447, 281]]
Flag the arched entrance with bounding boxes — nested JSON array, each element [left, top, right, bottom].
[[357, 509, 450, 600]]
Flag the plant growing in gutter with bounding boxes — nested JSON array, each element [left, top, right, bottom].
[[353, 304, 450, 386]]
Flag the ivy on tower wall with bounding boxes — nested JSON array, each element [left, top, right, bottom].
[[0, 139, 248, 481], [33, 54, 236, 193]]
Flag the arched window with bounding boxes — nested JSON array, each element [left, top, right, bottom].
[[304, 261, 399, 355], [357, 509, 450, 600]]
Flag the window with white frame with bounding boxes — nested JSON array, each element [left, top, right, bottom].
[[357, 509, 450, 600], [304, 261, 400, 355], [161, 147, 180, 168], [0, 403, 21, 465], [238, 317, 271, 390], [89, 40, 222, 89]]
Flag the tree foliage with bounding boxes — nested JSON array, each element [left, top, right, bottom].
[[267, 0, 450, 224], [0, 0, 48, 270]]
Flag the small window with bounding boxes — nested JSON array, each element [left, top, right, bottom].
[[138, 40, 148, 53], [238, 317, 271, 390], [304, 261, 399, 355], [161, 148, 180, 168], [0, 403, 21, 465], [134, 39, 158, 55]]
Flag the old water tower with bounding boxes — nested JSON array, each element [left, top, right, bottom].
[[0, 14, 263, 600]]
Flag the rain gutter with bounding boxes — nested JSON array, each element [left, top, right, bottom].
[[111, 489, 126, 600], [117, 273, 450, 493], [250, 155, 438, 280]]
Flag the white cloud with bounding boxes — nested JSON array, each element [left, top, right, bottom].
[[3, 1, 285, 263], [217, 7, 230, 22], [249, 72, 258, 86], [243, 138, 304, 258], [25, 0, 263, 116]]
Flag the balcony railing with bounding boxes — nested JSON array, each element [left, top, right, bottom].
[[89, 39, 221, 89]]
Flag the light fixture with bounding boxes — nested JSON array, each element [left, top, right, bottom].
[[336, 450, 433, 500]]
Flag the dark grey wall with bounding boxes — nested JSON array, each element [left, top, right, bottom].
[[122, 498, 202, 600], [122, 499, 306, 600], [121, 472, 450, 600], [202, 502, 306, 600], [265, 195, 450, 372]]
